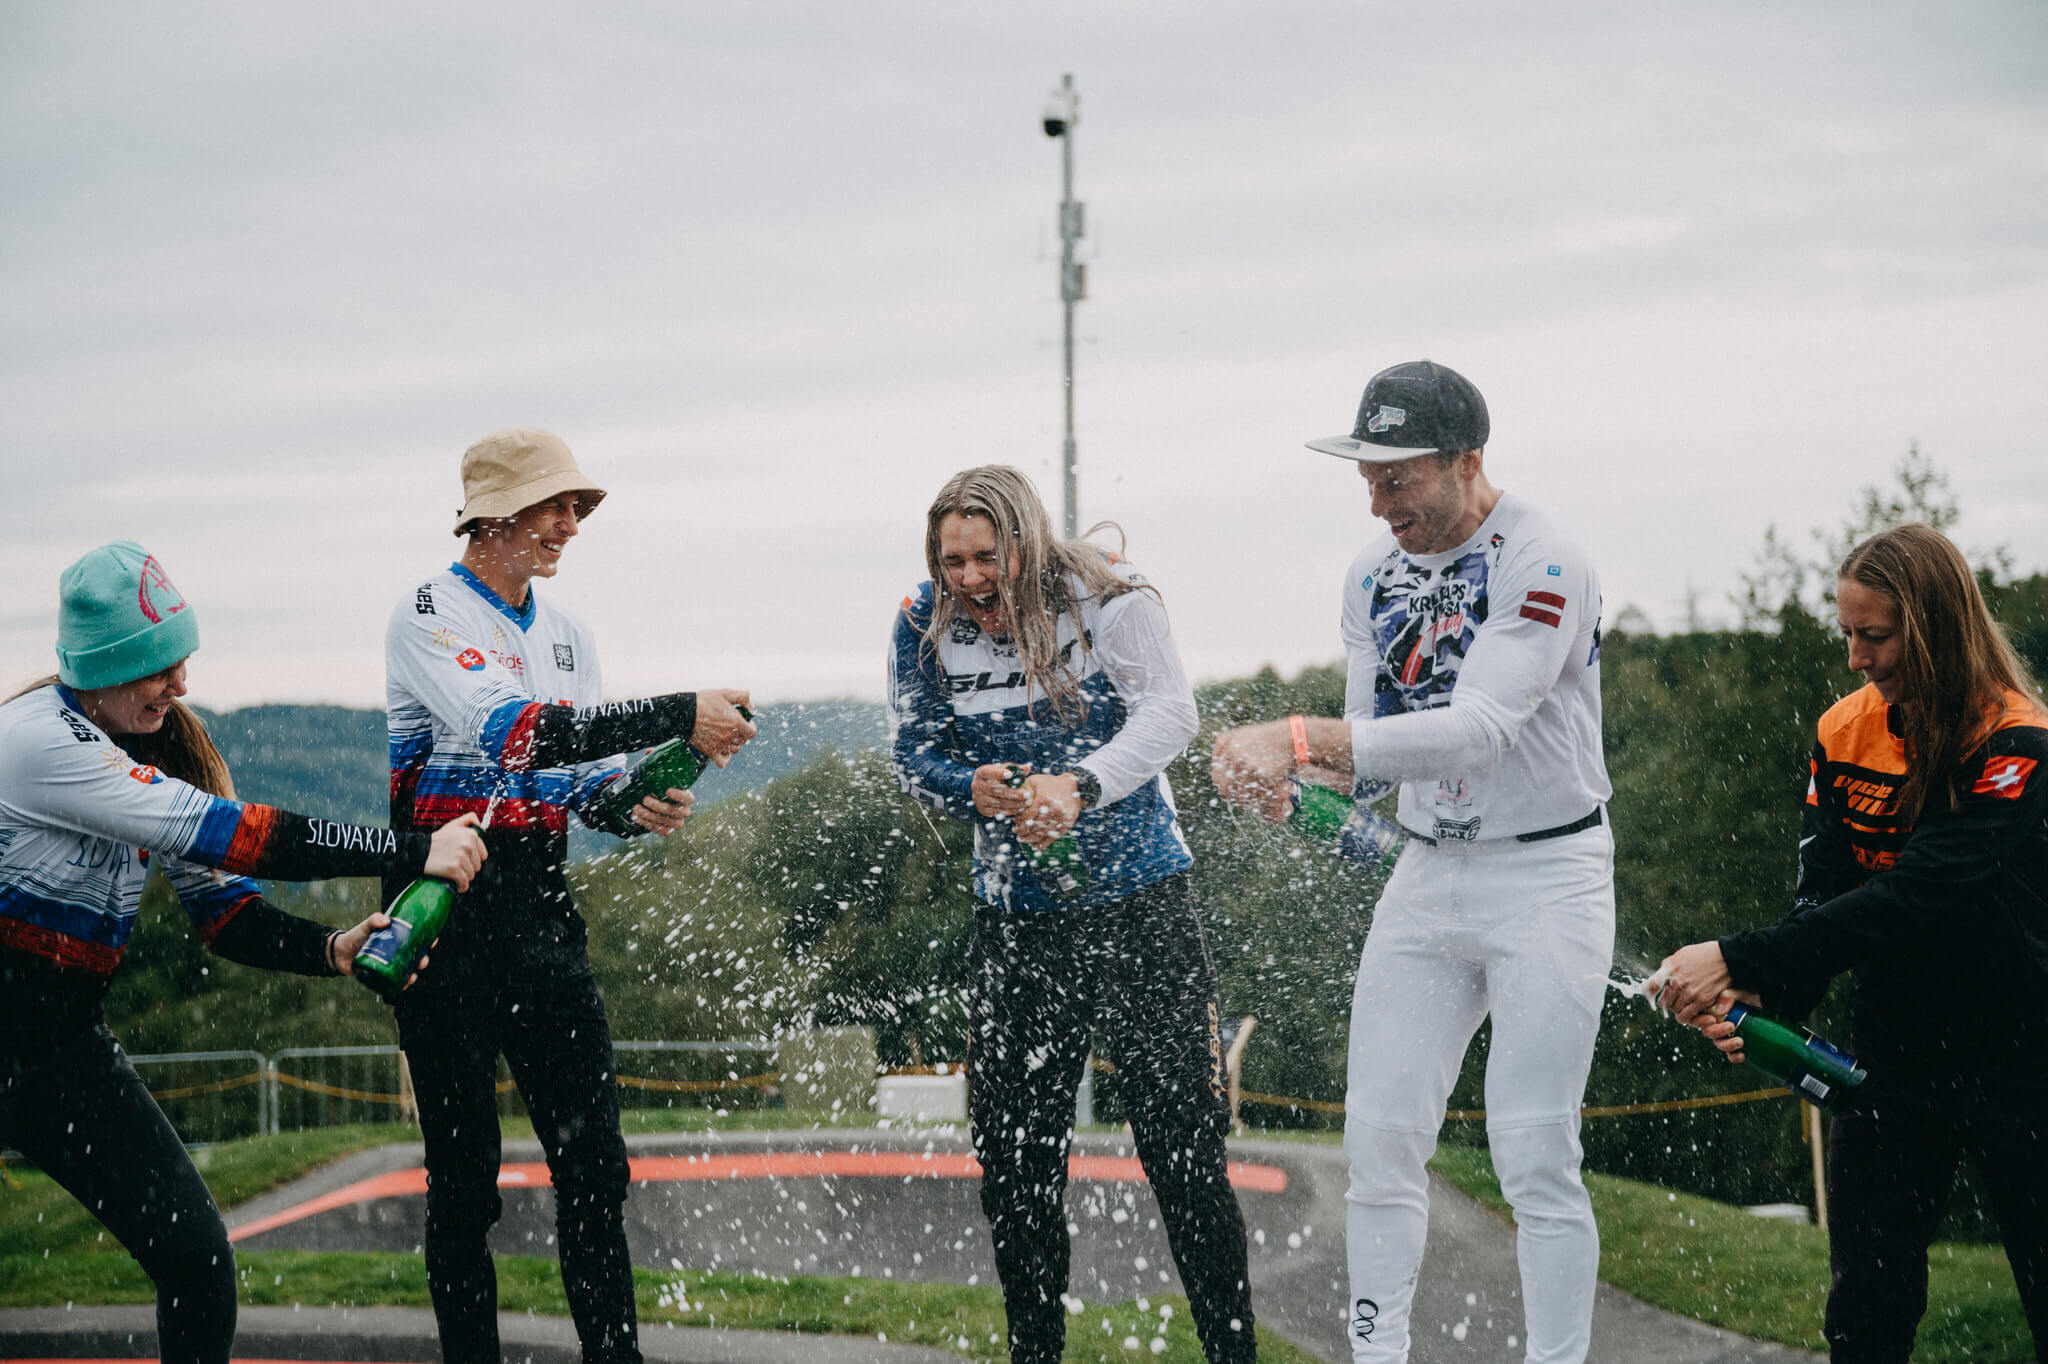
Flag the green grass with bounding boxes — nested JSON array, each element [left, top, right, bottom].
[[1426, 1143, 2033, 1363], [0, 1248, 1316, 1363]]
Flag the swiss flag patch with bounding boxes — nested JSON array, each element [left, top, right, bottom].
[[1519, 589, 1565, 628], [1972, 755, 2037, 799]]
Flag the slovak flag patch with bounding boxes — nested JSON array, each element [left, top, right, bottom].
[[1972, 755, 2037, 799], [1519, 590, 1566, 628]]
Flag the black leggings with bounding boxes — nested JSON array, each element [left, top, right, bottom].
[[967, 872, 1256, 1364], [1824, 1089, 2048, 1362], [0, 1024, 237, 1364], [395, 969, 641, 1364]]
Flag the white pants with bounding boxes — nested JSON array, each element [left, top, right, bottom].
[[1343, 823, 1614, 1364]]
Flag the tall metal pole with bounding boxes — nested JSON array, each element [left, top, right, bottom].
[[1045, 73, 1084, 539]]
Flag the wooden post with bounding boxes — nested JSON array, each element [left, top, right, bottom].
[[1225, 1016, 1258, 1133], [1804, 1098, 1828, 1230], [397, 1050, 418, 1124]]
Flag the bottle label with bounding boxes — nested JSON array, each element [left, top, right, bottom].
[[356, 920, 411, 970]]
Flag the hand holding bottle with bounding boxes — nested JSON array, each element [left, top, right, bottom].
[[691, 689, 756, 767], [1001, 765, 1087, 898], [423, 812, 487, 890], [1014, 771, 1083, 850], [1692, 990, 1764, 1063], [355, 808, 490, 1003], [973, 763, 1031, 818], [328, 910, 430, 987], [628, 786, 694, 835], [1644, 941, 1734, 1025]]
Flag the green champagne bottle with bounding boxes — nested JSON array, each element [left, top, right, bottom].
[[582, 705, 753, 837], [1003, 764, 1088, 898], [1287, 776, 1404, 869], [353, 876, 453, 1005], [1721, 1001, 1867, 1108]]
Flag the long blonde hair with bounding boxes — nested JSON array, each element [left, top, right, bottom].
[[921, 465, 1155, 719], [1838, 523, 2043, 823], [5, 675, 235, 798]]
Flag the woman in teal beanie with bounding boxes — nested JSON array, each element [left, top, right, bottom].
[[0, 541, 489, 1364]]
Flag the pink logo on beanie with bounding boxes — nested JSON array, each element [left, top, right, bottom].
[[136, 555, 188, 625]]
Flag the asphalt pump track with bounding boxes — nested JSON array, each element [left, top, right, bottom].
[[3, 1127, 1819, 1363]]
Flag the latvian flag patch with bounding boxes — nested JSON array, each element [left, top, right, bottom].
[[1972, 754, 2037, 799], [1519, 590, 1566, 627]]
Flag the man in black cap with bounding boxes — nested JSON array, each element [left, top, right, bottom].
[[1213, 361, 1615, 1363]]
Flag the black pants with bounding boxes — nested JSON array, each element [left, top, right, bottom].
[[0, 1024, 237, 1364], [395, 968, 641, 1364], [1824, 1088, 2048, 1362], [967, 871, 1256, 1364]]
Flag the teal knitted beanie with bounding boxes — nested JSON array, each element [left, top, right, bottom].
[[54, 541, 201, 689]]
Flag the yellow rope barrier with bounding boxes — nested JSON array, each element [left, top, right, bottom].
[[1578, 1087, 1789, 1119], [146, 1070, 266, 1102], [618, 1071, 781, 1094], [137, 1059, 1792, 1127], [1235, 1086, 1792, 1120], [273, 1072, 408, 1105], [1238, 1089, 1344, 1114]]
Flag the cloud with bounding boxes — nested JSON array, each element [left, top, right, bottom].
[[3, 0, 2044, 707]]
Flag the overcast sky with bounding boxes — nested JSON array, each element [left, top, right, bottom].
[[5, 1, 2044, 710]]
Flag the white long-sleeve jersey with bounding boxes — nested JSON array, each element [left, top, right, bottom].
[[1342, 492, 1610, 844], [385, 563, 617, 836]]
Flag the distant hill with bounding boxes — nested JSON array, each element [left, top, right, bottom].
[[195, 699, 891, 859]]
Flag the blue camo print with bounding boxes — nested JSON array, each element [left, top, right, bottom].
[[1366, 532, 1503, 718]]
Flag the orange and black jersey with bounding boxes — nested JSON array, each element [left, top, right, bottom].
[[1720, 684, 2048, 1086]]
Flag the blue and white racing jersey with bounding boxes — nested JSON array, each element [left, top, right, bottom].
[[888, 560, 1197, 912], [1342, 492, 1611, 843], [385, 564, 619, 836], [0, 684, 420, 981]]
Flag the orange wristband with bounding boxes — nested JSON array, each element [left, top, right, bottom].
[[1288, 714, 1311, 768]]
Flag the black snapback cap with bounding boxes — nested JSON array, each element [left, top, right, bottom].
[[1306, 359, 1490, 462]]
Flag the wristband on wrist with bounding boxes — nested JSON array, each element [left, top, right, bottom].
[[1288, 714, 1311, 769]]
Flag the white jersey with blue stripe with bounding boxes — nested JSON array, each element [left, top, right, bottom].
[[1341, 492, 1611, 844], [887, 560, 1196, 912], [0, 685, 268, 975], [385, 564, 616, 835]]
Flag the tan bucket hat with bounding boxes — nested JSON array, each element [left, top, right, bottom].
[[453, 427, 608, 536]]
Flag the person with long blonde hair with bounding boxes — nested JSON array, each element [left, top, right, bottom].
[[1652, 522, 2048, 1361], [0, 540, 486, 1364], [888, 465, 1255, 1364]]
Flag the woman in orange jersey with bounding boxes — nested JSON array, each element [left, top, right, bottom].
[[1651, 523, 2047, 1362]]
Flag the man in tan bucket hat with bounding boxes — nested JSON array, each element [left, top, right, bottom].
[[450, 426, 607, 534], [383, 426, 755, 1364]]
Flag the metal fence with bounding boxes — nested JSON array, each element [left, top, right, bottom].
[[86, 1040, 783, 1145], [128, 1049, 270, 1143]]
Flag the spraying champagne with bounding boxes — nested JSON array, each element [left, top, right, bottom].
[[581, 705, 753, 837]]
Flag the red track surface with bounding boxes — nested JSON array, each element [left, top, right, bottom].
[[229, 1149, 1289, 1243]]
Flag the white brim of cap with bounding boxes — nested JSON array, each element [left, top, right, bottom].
[[1304, 435, 1440, 463]]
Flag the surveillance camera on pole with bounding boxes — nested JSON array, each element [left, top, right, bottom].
[[1042, 74, 1084, 539], [1042, 82, 1077, 138]]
